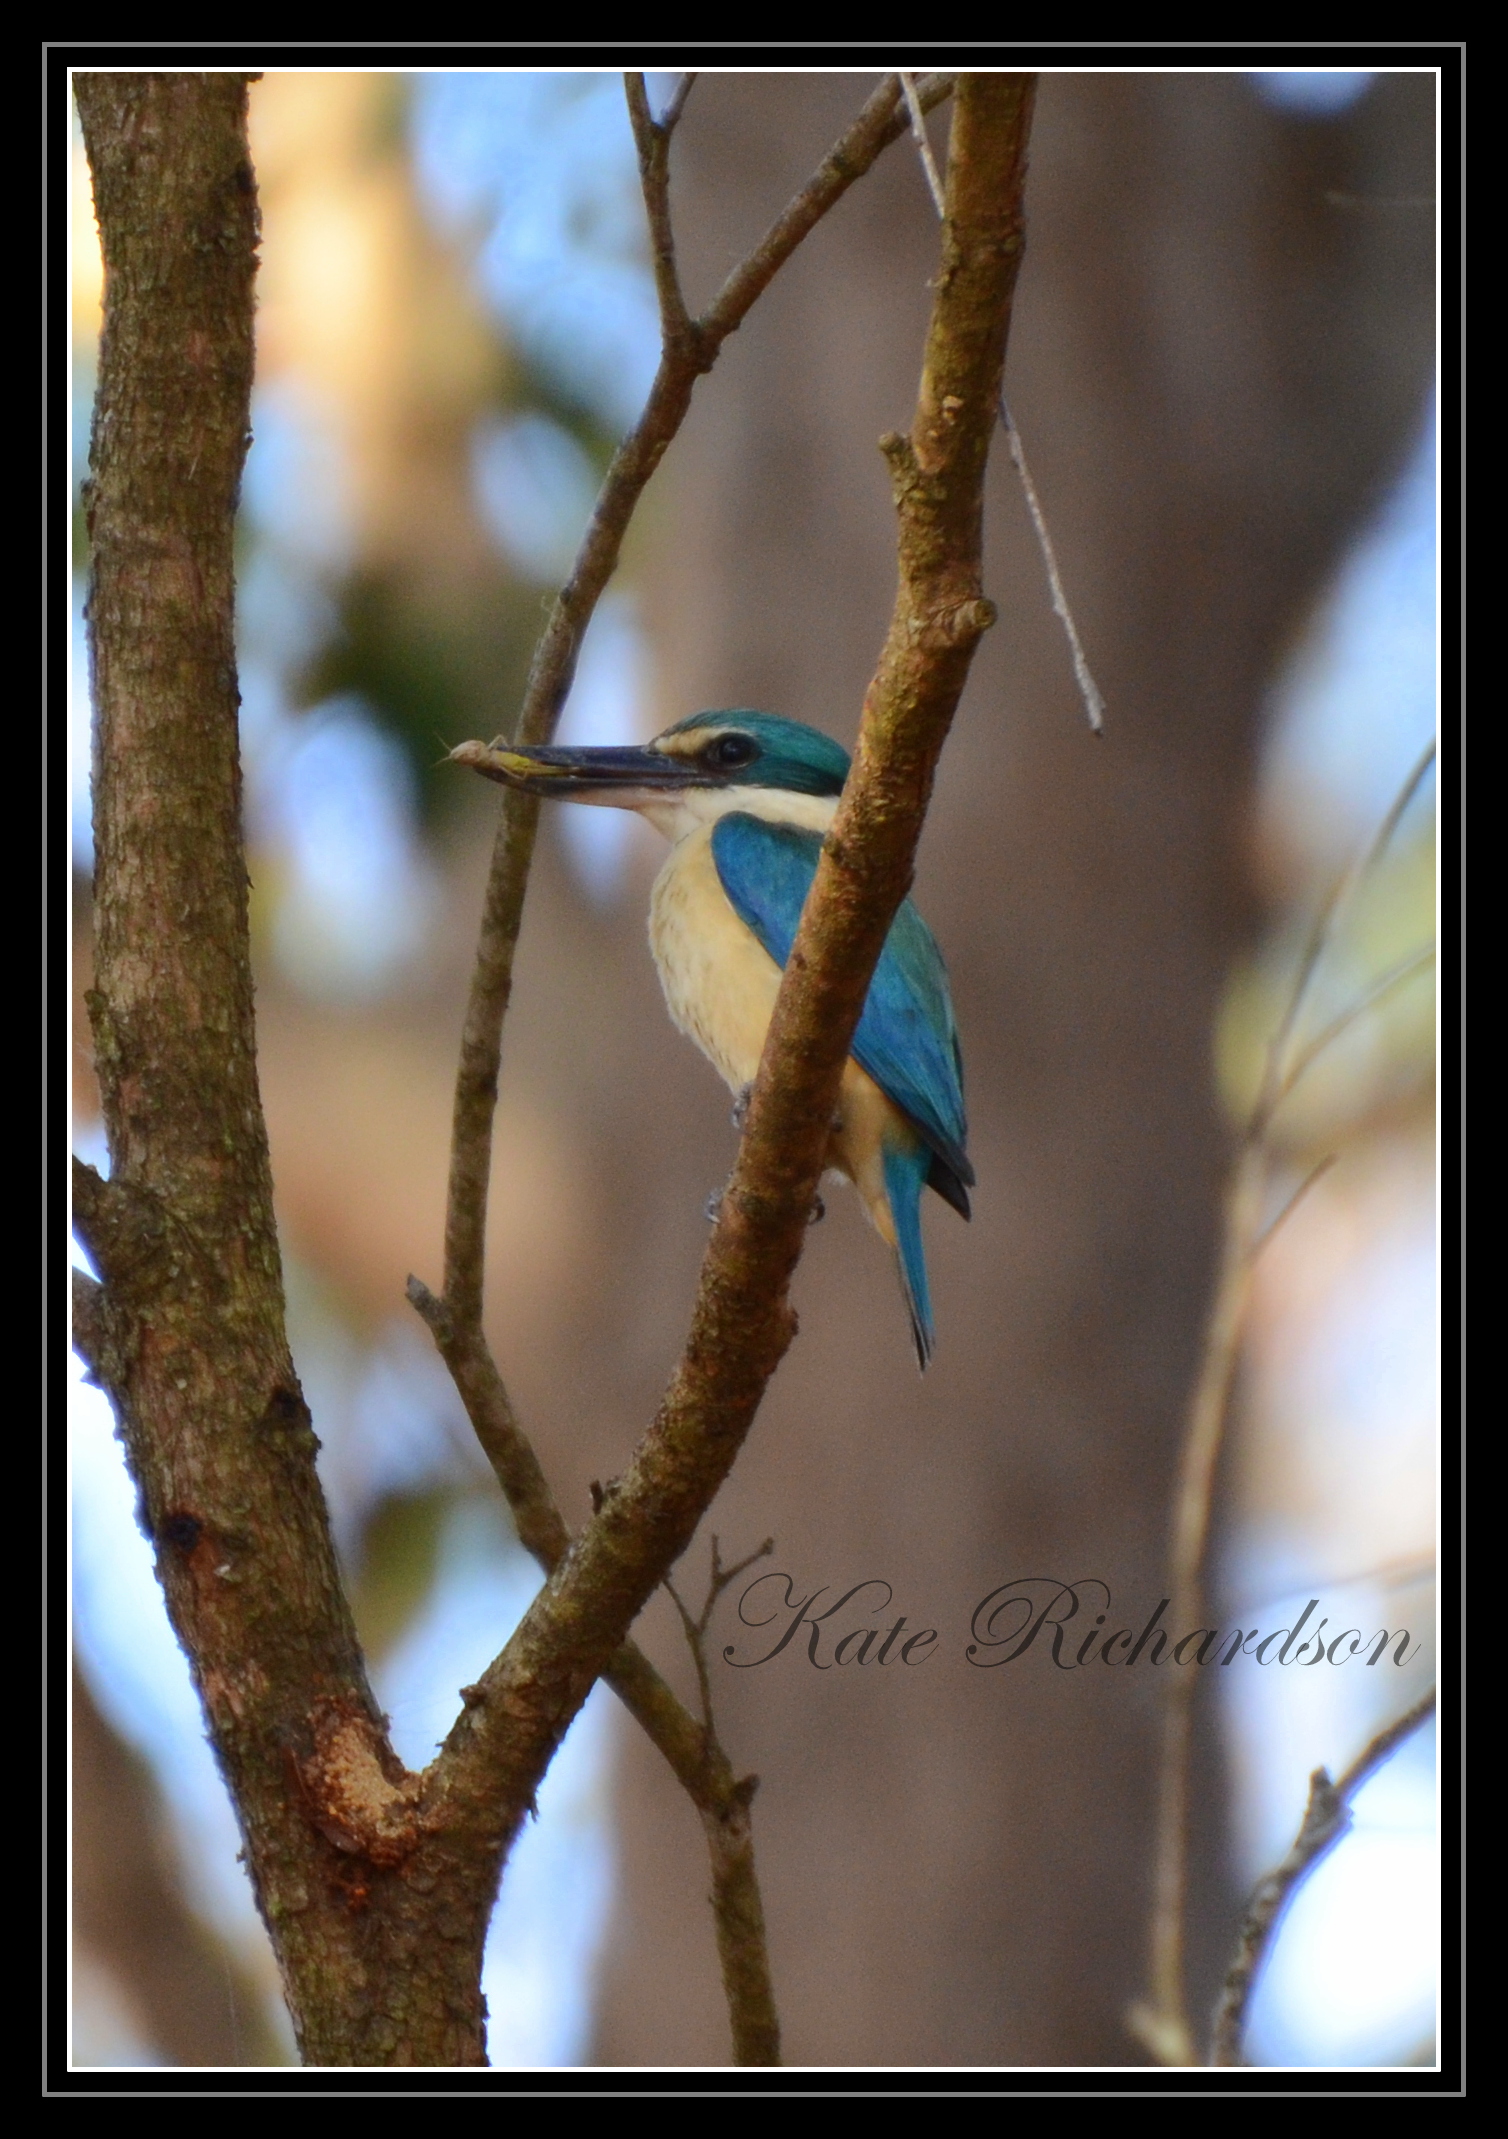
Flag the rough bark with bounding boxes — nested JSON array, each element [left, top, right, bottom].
[[74, 71, 488, 2068]]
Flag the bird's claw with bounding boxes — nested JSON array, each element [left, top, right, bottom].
[[705, 1187, 726, 1224], [731, 1083, 754, 1131], [808, 1194, 825, 1226]]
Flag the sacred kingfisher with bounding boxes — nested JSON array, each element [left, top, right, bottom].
[[455, 710, 972, 1368]]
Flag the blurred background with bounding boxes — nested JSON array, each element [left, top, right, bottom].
[[70, 69, 1437, 2068]]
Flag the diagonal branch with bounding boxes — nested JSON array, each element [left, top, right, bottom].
[[1259, 739, 1436, 1124], [624, 72, 694, 346], [696, 73, 956, 344], [1210, 1690, 1437, 2066], [899, 71, 948, 212], [1273, 944, 1436, 1109], [996, 401, 1108, 733], [425, 68, 1036, 1964], [659, 72, 698, 133], [1250, 1152, 1338, 1262], [1127, 1140, 1265, 2068], [441, 69, 957, 1329], [407, 1277, 780, 2061]]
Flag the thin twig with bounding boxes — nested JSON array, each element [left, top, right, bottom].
[[665, 1584, 715, 1738], [899, 71, 947, 213], [1260, 740, 1436, 1119], [666, 1535, 775, 1735], [1274, 945, 1436, 1108], [1128, 1142, 1265, 2069], [662, 1534, 781, 2063], [1132, 740, 1437, 2065], [1359, 739, 1438, 876], [696, 73, 956, 344], [901, 76, 1105, 734], [660, 72, 697, 132], [997, 400, 1107, 733], [1250, 1152, 1338, 1262], [624, 74, 694, 345], [1210, 1689, 1437, 2066]]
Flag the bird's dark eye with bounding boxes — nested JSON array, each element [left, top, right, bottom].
[[707, 732, 757, 770]]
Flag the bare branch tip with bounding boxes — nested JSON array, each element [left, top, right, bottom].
[[405, 1273, 441, 1324], [899, 71, 948, 217], [1249, 1153, 1339, 1262], [1212, 1690, 1437, 2065], [623, 71, 652, 132], [662, 72, 697, 132]]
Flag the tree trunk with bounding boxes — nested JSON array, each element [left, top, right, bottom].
[[73, 71, 494, 2068]]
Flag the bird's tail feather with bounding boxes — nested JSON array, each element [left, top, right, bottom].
[[882, 1138, 935, 1371]]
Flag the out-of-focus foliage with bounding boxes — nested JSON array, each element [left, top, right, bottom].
[[247, 73, 564, 813], [1217, 815, 1435, 1150], [1219, 400, 1437, 1156], [1219, 396, 1436, 2065]]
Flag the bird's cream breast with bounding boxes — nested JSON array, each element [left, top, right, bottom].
[[648, 826, 781, 1093], [647, 822, 917, 1256]]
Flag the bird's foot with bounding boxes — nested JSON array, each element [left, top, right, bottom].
[[808, 1193, 826, 1226], [731, 1083, 754, 1131]]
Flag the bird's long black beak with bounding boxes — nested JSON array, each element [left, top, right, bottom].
[[449, 737, 698, 799]]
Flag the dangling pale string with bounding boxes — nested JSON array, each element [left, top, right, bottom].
[[900, 73, 1106, 735]]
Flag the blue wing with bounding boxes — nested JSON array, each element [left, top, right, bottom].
[[710, 813, 972, 1206]]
